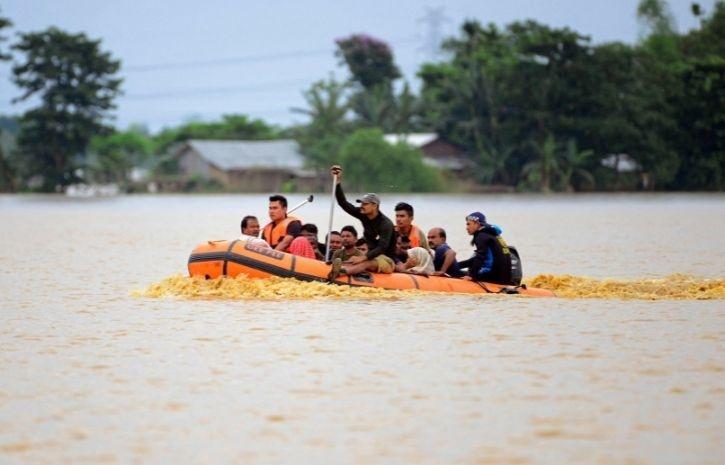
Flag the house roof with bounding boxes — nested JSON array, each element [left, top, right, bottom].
[[185, 139, 306, 172], [383, 133, 438, 148], [384, 132, 469, 170]]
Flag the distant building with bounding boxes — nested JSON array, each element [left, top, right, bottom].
[[601, 153, 640, 173], [170, 139, 322, 192], [383, 133, 471, 172]]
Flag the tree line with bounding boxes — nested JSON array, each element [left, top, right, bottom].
[[0, 1, 723, 193]]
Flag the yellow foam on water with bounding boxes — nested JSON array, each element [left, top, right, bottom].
[[135, 274, 408, 300], [135, 274, 725, 301], [528, 273, 725, 300]]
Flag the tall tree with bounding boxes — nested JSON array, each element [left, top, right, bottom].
[[637, 0, 677, 36], [559, 139, 595, 192], [672, 2, 725, 189], [291, 76, 351, 169], [0, 9, 13, 191], [335, 34, 417, 132], [520, 135, 561, 192], [419, 21, 516, 184], [12, 27, 122, 190], [0, 7, 11, 60], [420, 20, 594, 187], [335, 34, 401, 90]]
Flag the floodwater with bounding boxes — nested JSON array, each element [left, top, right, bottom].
[[1, 193, 723, 465]]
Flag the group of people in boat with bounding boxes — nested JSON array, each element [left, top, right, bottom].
[[239, 165, 515, 285]]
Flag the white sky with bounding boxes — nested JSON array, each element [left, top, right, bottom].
[[0, 0, 715, 133]]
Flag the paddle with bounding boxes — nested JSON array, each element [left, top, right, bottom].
[[323, 174, 338, 262], [287, 195, 314, 215]]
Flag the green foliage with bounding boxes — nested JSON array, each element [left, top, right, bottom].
[[414, 4, 725, 192], [0, 7, 12, 61], [0, 8, 13, 61], [88, 129, 153, 184], [637, 0, 676, 36], [338, 128, 443, 192], [559, 139, 595, 192], [335, 34, 401, 90], [2, 2, 722, 193], [152, 114, 280, 155], [0, 143, 14, 192], [520, 135, 560, 192], [334, 34, 422, 133], [673, 56, 725, 189], [292, 77, 351, 169], [419, 20, 595, 188], [671, 2, 725, 190], [0, 115, 18, 192], [11, 27, 122, 191]]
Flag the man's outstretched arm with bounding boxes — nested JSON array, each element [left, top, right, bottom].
[[331, 165, 362, 219]]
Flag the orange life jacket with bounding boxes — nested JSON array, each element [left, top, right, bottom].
[[397, 224, 425, 248], [262, 216, 300, 249]]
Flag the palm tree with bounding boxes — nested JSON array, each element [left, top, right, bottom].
[[349, 83, 396, 131], [521, 134, 560, 192], [291, 76, 350, 135], [559, 139, 595, 192]]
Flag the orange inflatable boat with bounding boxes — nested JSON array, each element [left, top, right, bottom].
[[188, 239, 556, 297]]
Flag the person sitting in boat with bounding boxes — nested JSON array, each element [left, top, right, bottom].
[[404, 247, 435, 276], [427, 227, 462, 277], [331, 225, 363, 262], [393, 235, 412, 272], [297, 223, 326, 260], [324, 231, 342, 257], [327, 165, 396, 280], [262, 194, 302, 252], [240, 215, 270, 248], [458, 212, 513, 285], [394, 202, 430, 250], [355, 238, 368, 255]]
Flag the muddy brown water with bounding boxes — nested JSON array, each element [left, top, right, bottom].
[[1, 193, 723, 465]]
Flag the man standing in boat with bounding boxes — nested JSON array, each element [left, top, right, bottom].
[[327, 165, 396, 280], [262, 194, 302, 252]]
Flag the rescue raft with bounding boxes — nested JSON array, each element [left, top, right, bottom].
[[188, 239, 556, 297]]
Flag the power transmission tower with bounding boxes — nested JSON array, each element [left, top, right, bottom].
[[417, 6, 452, 61]]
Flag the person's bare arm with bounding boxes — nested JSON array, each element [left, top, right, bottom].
[[275, 234, 294, 251], [439, 249, 457, 274]]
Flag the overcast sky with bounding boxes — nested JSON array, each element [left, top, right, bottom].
[[0, 0, 715, 132]]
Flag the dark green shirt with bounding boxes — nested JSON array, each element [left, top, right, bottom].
[[335, 184, 396, 261], [332, 247, 363, 262]]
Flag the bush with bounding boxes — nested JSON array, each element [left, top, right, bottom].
[[338, 128, 443, 192]]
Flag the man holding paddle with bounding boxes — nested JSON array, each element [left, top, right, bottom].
[[327, 165, 396, 281]]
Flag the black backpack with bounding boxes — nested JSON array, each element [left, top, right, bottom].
[[508, 245, 523, 286]]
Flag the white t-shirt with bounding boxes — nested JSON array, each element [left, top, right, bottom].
[[239, 234, 271, 248]]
